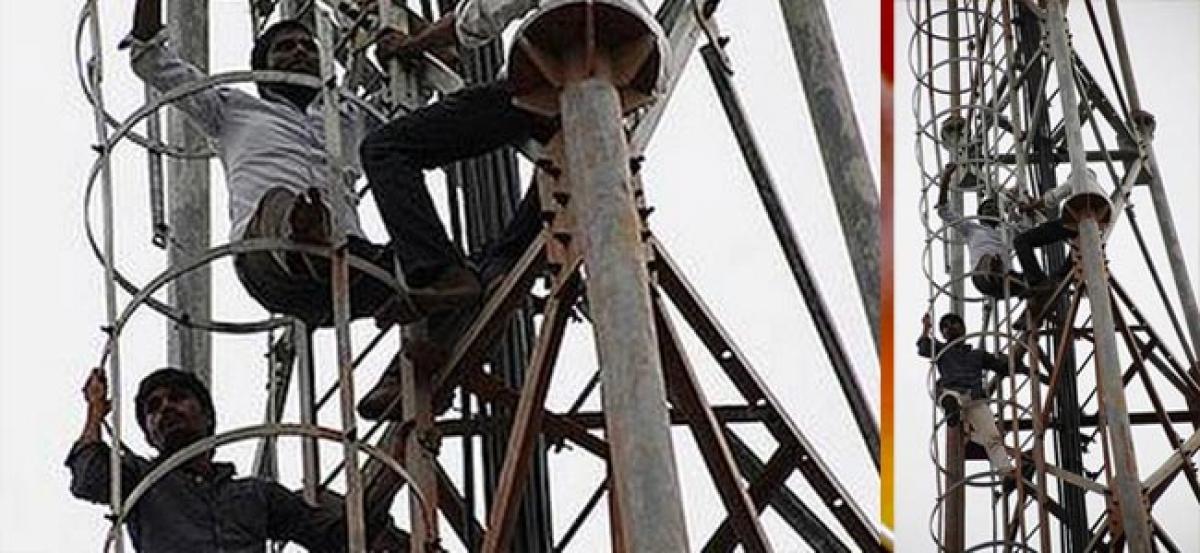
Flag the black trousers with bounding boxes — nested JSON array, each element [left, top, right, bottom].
[[360, 83, 549, 287], [234, 189, 399, 327], [1013, 218, 1076, 284], [971, 254, 1029, 299]]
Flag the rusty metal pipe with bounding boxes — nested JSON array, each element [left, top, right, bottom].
[[562, 74, 691, 552]]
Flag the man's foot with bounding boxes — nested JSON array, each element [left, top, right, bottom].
[[1015, 281, 1055, 331], [288, 189, 332, 245], [408, 264, 481, 314], [358, 363, 403, 420], [997, 461, 1037, 497], [372, 296, 423, 328], [1018, 278, 1055, 301], [358, 339, 454, 421], [406, 337, 449, 373]]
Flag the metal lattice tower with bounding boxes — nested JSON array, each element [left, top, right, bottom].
[[909, 1, 1200, 551], [78, 0, 884, 551]]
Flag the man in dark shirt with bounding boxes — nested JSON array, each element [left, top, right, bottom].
[[917, 313, 1016, 476], [66, 367, 408, 552]]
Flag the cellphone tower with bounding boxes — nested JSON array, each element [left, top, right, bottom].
[[79, 0, 884, 551], [911, 1, 1200, 551]]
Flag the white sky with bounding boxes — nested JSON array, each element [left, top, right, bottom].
[[0, 1, 880, 551], [894, 1, 1200, 550]]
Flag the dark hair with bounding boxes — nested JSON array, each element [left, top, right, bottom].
[[250, 19, 313, 71], [939, 313, 963, 329], [135, 368, 216, 436], [978, 197, 998, 213]]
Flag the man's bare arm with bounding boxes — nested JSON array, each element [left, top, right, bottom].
[[376, 12, 458, 65], [132, 0, 164, 40]]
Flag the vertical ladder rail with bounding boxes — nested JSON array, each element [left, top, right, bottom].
[[296, 320, 321, 504], [317, 12, 367, 551], [83, 1, 125, 550]]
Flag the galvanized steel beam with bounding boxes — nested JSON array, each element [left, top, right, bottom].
[[165, 0, 212, 384], [776, 0, 880, 348]]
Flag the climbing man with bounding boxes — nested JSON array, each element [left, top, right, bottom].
[[1014, 168, 1098, 294], [359, 0, 560, 301], [66, 367, 410, 551], [934, 164, 1035, 300], [353, 0, 571, 418], [916, 313, 1019, 478], [126, 0, 474, 328]]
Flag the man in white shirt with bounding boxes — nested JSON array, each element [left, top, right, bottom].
[[127, 0, 479, 329], [934, 165, 1034, 300]]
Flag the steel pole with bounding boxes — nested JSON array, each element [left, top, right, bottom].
[[1045, 0, 1089, 183], [166, 0, 211, 385], [1104, 0, 1200, 365], [1046, 2, 1151, 549], [943, 4, 967, 548], [943, 427, 966, 553], [776, 0, 880, 348], [945, 0, 966, 320], [295, 321, 320, 504], [561, 76, 690, 552], [1079, 218, 1152, 552]]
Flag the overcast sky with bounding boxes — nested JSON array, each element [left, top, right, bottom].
[[894, 1, 1200, 550], [0, 1, 880, 551]]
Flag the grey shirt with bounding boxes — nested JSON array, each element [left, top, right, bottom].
[[66, 441, 351, 552], [916, 337, 1007, 397]]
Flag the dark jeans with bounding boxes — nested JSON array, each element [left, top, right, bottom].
[[234, 188, 398, 327], [1014, 218, 1077, 284], [360, 83, 550, 287]]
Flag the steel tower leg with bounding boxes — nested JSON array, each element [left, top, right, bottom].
[[562, 75, 691, 552], [1103, 0, 1200, 366], [1080, 219, 1152, 551], [776, 0, 881, 349], [1045, 1, 1152, 549]]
